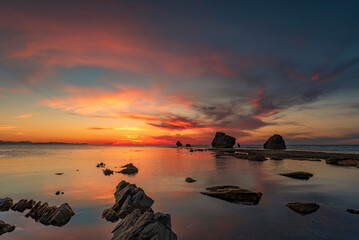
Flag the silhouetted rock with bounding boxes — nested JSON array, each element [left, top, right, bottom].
[[286, 202, 319, 215], [0, 220, 15, 235], [103, 169, 114, 176], [185, 177, 196, 183], [176, 141, 182, 147], [189, 149, 194, 152], [102, 181, 154, 222], [263, 134, 286, 149], [280, 171, 313, 180], [111, 209, 177, 240], [54, 173, 64, 175], [117, 163, 138, 174], [11, 199, 36, 212], [0, 197, 13, 211], [248, 153, 266, 161], [25, 202, 75, 226], [237, 143, 240, 148], [347, 209, 359, 214], [201, 185, 262, 205], [96, 162, 106, 168], [185, 144, 191, 147], [271, 157, 283, 160], [55, 191, 60, 195], [211, 132, 236, 148]]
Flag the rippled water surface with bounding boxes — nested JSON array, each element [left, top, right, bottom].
[[1, 145, 359, 240]]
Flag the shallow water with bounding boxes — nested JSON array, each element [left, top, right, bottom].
[[1, 145, 359, 240]]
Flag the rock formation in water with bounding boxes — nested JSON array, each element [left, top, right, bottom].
[[117, 163, 138, 174], [286, 202, 319, 215], [176, 141, 182, 147], [0, 220, 15, 235], [185, 177, 196, 183], [11, 199, 36, 212], [103, 169, 114, 176], [0, 197, 13, 211], [111, 209, 177, 240], [247, 153, 267, 161], [97, 162, 106, 168], [263, 134, 286, 149], [185, 144, 191, 147], [201, 185, 262, 205], [102, 181, 154, 222], [326, 158, 359, 167], [211, 132, 236, 148], [347, 209, 359, 214], [280, 171, 313, 180]]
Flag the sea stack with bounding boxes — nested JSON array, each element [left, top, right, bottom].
[[176, 141, 182, 147], [263, 134, 286, 149], [211, 132, 236, 148]]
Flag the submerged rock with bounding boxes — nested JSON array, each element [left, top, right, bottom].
[[326, 158, 358, 167], [263, 134, 286, 149], [201, 185, 262, 205], [280, 171, 313, 180], [117, 163, 138, 174], [347, 209, 359, 214], [211, 132, 236, 148], [55, 173, 64, 175], [102, 181, 154, 222], [185, 177, 196, 183], [97, 162, 106, 168], [0, 197, 13, 211], [176, 141, 182, 147], [25, 202, 75, 227], [185, 144, 191, 147], [103, 169, 114, 176], [11, 199, 36, 212], [286, 202, 319, 215], [248, 153, 267, 161], [111, 209, 177, 240], [0, 220, 15, 235]]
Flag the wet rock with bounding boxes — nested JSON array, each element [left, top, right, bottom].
[[326, 158, 358, 167], [248, 153, 267, 161], [11, 199, 36, 212], [25, 202, 75, 226], [102, 181, 154, 222], [201, 185, 262, 205], [176, 141, 182, 147], [286, 202, 319, 215], [55, 191, 61, 195], [185, 177, 196, 183], [263, 134, 286, 149], [111, 209, 177, 240], [280, 171, 313, 180], [0, 220, 15, 235], [55, 173, 64, 175], [0, 197, 13, 211], [211, 132, 236, 148], [347, 209, 359, 214], [103, 169, 114, 176], [185, 144, 191, 147], [97, 162, 106, 168], [117, 163, 138, 174]]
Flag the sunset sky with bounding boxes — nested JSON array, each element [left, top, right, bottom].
[[1, 1, 359, 145]]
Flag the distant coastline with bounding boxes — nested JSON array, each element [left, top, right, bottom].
[[0, 141, 88, 145]]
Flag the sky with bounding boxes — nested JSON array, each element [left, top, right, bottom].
[[0, 0, 359, 145]]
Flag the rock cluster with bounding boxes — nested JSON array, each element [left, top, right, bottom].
[[102, 181, 154, 222], [117, 163, 138, 174], [176, 141, 182, 147], [11, 199, 36, 212], [211, 132, 236, 148], [0, 220, 15, 235], [201, 185, 262, 205], [185, 144, 191, 147], [0, 197, 13, 211], [97, 162, 106, 168], [280, 171, 313, 180], [286, 202, 319, 215], [263, 134, 286, 149]]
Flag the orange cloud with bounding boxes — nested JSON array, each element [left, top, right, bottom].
[[14, 113, 43, 118]]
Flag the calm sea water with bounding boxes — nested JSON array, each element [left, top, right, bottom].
[[1, 145, 359, 240]]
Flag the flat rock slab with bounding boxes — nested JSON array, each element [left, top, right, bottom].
[[264, 134, 286, 149], [11, 199, 36, 212], [0, 197, 13, 211], [286, 202, 319, 215], [117, 163, 138, 174], [201, 185, 262, 205], [0, 220, 15, 235], [280, 171, 313, 180], [248, 153, 267, 161], [111, 209, 177, 240], [347, 209, 359, 214]]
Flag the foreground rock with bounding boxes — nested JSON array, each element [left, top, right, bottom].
[[347, 209, 359, 214], [280, 171, 313, 180], [25, 202, 75, 226], [185, 177, 196, 183], [211, 132, 236, 148], [0, 197, 13, 211], [0, 220, 15, 235], [286, 202, 319, 215], [176, 141, 182, 147], [264, 134, 286, 149], [111, 209, 177, 240], [102, 181, 154, 222], [201, 185, 262, 205], [11, 199, 36, 212], [117, 163, 138, 174]]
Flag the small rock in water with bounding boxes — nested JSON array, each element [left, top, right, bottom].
[[11, 199, 36, 212], [185, 144, 192, 147], [96, 162, 106, 168], [55, 173, 64, 175], [176, 141, 182, 147], [286, 202, 319, 215], [0, 220, 15, 235], [0, 197, 13, 211], [280, 171, 313, 180], [189, 149, 194, 152], [185, 177, 196, 183], [61, 192, 64, 195], [117, 163, 138, 174], [347, 209, 359, 214], [248, 153, 267, 161], [103, 169, 114, 176], [55, 191, 61, 195]]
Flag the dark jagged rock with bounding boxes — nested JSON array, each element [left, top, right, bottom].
[[176, 141, 182, 147], [286, 202, 319, 215], [0, 220, 15, 235], [0, 197, 13, 211], [347, 209, 359, 214], [248, 153, 267, 161], [185, 177, 196, 183], [263, 134, 286, 149], [11, 199, 36, 212], [201, 185, 262, 205], [97, 162, 106, 168], [102, 181, 154, 222], [211, 132, 236, 148], [185, 144, 191, 147], [25, 202, 75, 226], [111, 209, 177, 240], [280, 171, 313, 180], [103, 169, 114, 176], [117, 163, 138, 174]]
